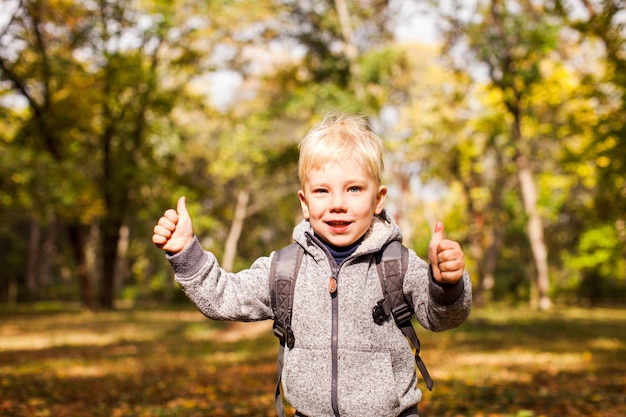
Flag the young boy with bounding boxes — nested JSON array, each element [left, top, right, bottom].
[[152, 112, 472, 417]]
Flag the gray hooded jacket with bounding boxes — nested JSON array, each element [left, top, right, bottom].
[[168, 212, 472, 417]]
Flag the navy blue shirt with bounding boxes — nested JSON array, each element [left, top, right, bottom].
[[316, 233, 364, 265]]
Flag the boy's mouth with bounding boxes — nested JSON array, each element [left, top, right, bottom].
[[326, 221, 351, 228]]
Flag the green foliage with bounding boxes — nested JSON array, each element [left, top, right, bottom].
[[558, 223, 626, 304], [565, 225, 619, 273], [468, 3, 561, 105], [2, 0, 626, 307]]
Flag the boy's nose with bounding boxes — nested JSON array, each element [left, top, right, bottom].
[[329, 193, 347, 212]]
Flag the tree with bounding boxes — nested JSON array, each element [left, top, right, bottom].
[[557, 0, 626, 301], [430, 0, 568, 310], [198, 0, 416, 270], [0, 0, 229, 307], [0, 0, 102, 308]]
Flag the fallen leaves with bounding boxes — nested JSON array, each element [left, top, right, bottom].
[[0, 306, 624, 416]]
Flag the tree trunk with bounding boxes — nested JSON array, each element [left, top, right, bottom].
[[67, 223, 96, 310], [26, 216, 41, 296], [222, 189, 250, 272], [334, 0, 364, 99], [114, 223, 130, 293], [38, 214, 57, 286], [511, 112, 552, 311], [482, 226, 501, 300], [516, 151, 552, 311], [479, 150, 507, 306], [459, 182, 501, 307], [100, 214, 122, 309], [458, 174, 488, 306]]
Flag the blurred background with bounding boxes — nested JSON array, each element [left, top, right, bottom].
[[1, 0, 625, 311]]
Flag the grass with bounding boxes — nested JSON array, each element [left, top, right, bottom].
[[0, 304, 624, 416]]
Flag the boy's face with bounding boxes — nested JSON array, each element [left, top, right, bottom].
[[298, 158, 387, 248]]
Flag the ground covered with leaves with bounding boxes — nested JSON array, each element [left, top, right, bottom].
[[0, 304, 624, 417]]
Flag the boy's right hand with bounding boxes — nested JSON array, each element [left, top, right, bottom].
[[152, 196, 194, 254]]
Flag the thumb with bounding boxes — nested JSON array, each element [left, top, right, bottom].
[[161, 196, 193, 253], [428, 221, 445, 277], [176, 196, 189, 217], [431, 221, 444, 246]]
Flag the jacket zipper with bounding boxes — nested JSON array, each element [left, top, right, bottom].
[[327, 251, 379, 416], [307, 232, 376, 416], [330, 265, 340, 417]]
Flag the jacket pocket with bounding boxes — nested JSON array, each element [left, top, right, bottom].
[[337, 348, 401, 417], [283, 347, 334, 416]]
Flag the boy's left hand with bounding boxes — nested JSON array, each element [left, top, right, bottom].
[[428, 221, 465, 285]]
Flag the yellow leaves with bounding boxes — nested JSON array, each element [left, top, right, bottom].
[[167, 397, 210, 409], [576, 163, 594, 178], [11, 172, 27, 184], [575, 162, 597, 190], [590, 337, 623, 351], [596, 155, 611, 168], [597, 135, 618, 153], [469, 186, 490, 202], [533, 63, 576, 107]]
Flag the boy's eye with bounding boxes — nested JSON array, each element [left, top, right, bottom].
[[348, 186, 361, 193], [313, 188, 328, 194]]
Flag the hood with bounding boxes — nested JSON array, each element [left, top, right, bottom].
[[292, 209, 403, 261]]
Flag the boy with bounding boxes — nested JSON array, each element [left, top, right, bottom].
[[152, 112, 472, 417]]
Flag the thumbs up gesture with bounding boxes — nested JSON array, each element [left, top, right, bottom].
[[152, 196, 194, 254], [428, 221, 465, 284]]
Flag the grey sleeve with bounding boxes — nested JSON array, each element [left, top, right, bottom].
[[427, 265, 466, 307], [404, 250, 472, 332], [167, 237, 274, 322]]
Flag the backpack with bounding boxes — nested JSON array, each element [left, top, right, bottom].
[[269, 240, 433, 417]]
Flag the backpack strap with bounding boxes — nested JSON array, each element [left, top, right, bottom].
[[372, 240, 434, 391], [270, 243, 304, 417]]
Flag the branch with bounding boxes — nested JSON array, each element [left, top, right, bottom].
[[29, 1, 51, 108], [334, 0, 364, 99], [578, 0, 596, 18]]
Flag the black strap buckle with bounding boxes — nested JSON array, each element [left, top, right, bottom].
[[372, 299, 389, 325], [392, 303, 413, 327], [273, 322, 295, 349]]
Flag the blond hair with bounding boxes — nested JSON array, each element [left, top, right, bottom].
[[298, 112, 385, 186]]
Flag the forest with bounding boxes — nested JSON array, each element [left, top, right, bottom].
[[1, 0, 625, 310]]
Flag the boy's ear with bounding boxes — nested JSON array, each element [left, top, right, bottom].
[[298, 190, 309, 219], [374, 185, 387, 215]]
